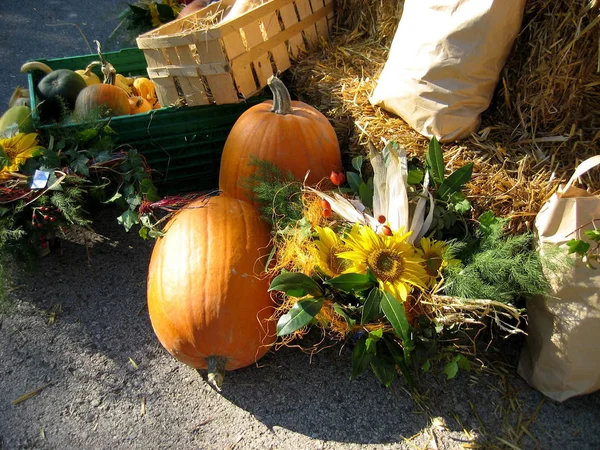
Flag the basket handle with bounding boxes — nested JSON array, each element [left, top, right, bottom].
[[562, 155, 600, 193]]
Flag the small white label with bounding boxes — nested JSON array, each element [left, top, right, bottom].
[[31, 169, 50, 189]]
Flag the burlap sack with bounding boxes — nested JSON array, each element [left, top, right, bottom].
[[518, 156, 600, 402], [369, 0, 526, 142]]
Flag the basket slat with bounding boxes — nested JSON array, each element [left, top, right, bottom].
[[137, 0, 333, 105]]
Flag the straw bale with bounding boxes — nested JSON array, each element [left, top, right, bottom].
[[290, 0, 600, 232]]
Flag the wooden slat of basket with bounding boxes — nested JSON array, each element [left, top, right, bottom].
[[279, 2, 305, 59], [241, 19, 272, 90], [142, 48, 175, 107], [193, 36, 239, 104], [296, 0, 318, 47], [263, 10, 291, 74], [176, 45, 210, 106], [231, 1, 333, 70], [312, 0, 330, 39]]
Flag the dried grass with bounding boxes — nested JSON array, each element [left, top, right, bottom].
[[289, 0, 600, 233]]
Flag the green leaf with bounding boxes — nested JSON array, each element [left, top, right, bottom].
[[407, 168, 424, 185], [370, 353, 397, 388], [0, 146, 10, 169], [77, 128, 98, 144], [584, 229, 600, 242], [346, 171, 362, 194], [352, 156, 364, 174], [443, 359, 459, 380], [276, 298, 324, 336], [269, 272, 323, 297], [426, 136, 444, 185], [449, 191, 471, 214], [380, 291, 412, 348], [351, 336, 373, 379], [38, 149, 60, 168], [361, 288, 382, 324], [70, 155, 90, 177], [117, 209, 139, 232], [437, 163, 473, 201], [359, 182, 373, 209], [422, 359, 431, 372], [325, 273, 375, 293], [93, 150, 112, 164], [332, 303, 356, 328], [383, 336, 414, 391], [140, 179, 160, 202], [567, 239, 590, 255]]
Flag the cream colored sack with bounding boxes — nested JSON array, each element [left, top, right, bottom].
[[370, 0, 525, 142], [518, 156, 600, 402]]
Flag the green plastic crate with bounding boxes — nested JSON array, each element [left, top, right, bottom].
[[26, 48, 266, 194]]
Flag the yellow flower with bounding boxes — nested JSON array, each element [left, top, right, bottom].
[[313, 226, 352, 277], [0, 132, 42, 175], [417, 237, 461, 288], [338, 224, 428, 302]]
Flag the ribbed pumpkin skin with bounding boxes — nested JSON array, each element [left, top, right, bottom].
[[74, 84, 131, 119], [147, 195, 275, 371], [218, 99, 342, 203]]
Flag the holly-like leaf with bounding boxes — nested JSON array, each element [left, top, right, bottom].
[[325, 273, 375, 293], [426, 136, 444, 185], [361, 288, 382, 324], [437, 163, 473, 201], [276, 298, 324, 336], [567, 239, 590, 256], [269, 272, 323, 298]]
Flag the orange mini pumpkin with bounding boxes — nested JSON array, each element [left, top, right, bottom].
[[219, 76, 342, 204], [128, 96, 152, 114], [147, 194, 276, 388]]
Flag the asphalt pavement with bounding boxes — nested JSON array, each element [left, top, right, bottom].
[[0, 0, 134, 111]]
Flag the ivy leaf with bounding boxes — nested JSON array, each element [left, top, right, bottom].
[[77, 127, 98, 144], [38, 149, 60, 168], [117, 209, 139, 232], [584, 229, 600, 242], [437, 163, 473, 201], [346, 171, 361, 194], [325, 273, 374, 293], [351, 336, 373, 379], [380, 291, 412, 351], [70, 155, 90, 177], [567, 239, 590, 256], [140, 179, 160, 202], [426, 136, 444, 185], [276, 298, 324, 336], [269, 272, 323, 298], [93, 150, 112, 164], [361, 288, 382, 324], [449, 191, 471, 214], [443, 358, 459, 380]]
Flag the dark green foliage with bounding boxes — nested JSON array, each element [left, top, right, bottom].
[[443, 212, 550, 303], [242, 157, 304, 229]]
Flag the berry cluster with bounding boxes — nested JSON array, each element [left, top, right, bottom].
[[31, 205, 62, 229]]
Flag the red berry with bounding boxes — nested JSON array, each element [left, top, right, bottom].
[[50, 217, 56, 222], [338, 172, 346, 185], [41, 243, 48, 249], [382, 225, 393, 236], [377, 215, 386, 224], [321, 199, 331, 210], [330, 171, 341, 186], [322, 208, 332, 218], [43, 215, 49, 221]]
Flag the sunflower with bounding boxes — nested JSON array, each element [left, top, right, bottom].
[[313, 226, 352, 277], [338, 224, 428, 302], [0, 132, 42, 177], [417, 237, 461, 288]]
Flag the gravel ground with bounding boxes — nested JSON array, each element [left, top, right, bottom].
[[1, 3, 600, 450]]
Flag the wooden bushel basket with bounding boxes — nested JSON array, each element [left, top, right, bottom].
[[136, 0, 334, 107]]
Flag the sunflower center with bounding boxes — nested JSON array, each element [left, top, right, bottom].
[[424, 254, 443, 277], [2, 143, 18, 160], [329, 244, 352, 275], [367, 249, 405, 282]]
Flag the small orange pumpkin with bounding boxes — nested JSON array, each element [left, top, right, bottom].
[[128, 96, 152, 114], [147, 194, 276, 388], [74, 83, 130, 120], [132, 77, 157, 106], [219, 76, 342, 204]]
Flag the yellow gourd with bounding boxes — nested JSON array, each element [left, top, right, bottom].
[[133, 77, 158, 106]]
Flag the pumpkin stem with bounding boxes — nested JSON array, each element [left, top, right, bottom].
[[206, 355, 227, 391], [267, 75, 294, 115], [94, 40, 116, 85]]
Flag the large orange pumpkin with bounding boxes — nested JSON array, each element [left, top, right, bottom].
[[147, 194, 275, 388], [219, 76, 342, 204]]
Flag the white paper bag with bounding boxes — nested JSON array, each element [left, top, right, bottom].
[[370, 0, 526, 142], [518, 156, 600, 402]]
